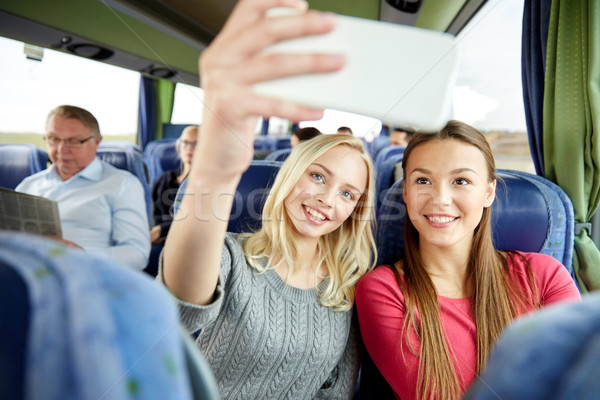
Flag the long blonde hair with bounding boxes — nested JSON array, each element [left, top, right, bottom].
[[243, 134, 377, 311], [399, 120, 538, 400]]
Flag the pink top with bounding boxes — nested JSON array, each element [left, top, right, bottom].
[[355, 251, 582, 400]]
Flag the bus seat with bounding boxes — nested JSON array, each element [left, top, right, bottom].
[[253, 136, 277, 151], [360, 138, 372, 156], [0, 231, 220, 400], [253, 149, 272, 160], [0, 143, 49, 190], [264, 148, 292, 162], [162, 123, 189, 140], [464, 292, 600, 400], [275, 137, 292, 149], [374, 145, 404, 173], [377, 169, 575, 272], [144, 139, 180, 186], [97, 141, 152, 220], [375, 153, 403, 214], [173, 160, 282, 233], [145, 160, 283, 276], [369, 135, 390, 160]]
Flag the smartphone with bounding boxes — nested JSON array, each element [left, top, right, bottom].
[[254, 10, 460, 131]]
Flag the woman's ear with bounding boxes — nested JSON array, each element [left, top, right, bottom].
[[484, 179, 496, 208]]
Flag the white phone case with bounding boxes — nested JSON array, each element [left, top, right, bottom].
[[254, 10, 460, 131]]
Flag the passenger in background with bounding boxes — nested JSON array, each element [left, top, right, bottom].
[[337, 126, 353, 135], [289, 126, 321, 147], [356, 120, 581, 400], [16, 105, 150, 270], [389, 126, 414, 147], [391, 127, 415, 181], [160, 0, 377, 398], [150, 125, 198, 244], [145, 125, 198, 276]]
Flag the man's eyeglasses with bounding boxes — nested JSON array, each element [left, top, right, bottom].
[[177, 140, 197, 148], [44, 135, 96, 149]]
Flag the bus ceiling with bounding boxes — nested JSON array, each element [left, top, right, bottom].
[[0, 0, 485, 87]]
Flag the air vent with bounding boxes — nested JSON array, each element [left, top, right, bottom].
[[385, 0, 422, 13]]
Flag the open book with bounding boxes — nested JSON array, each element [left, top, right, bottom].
[[0, 187, 62, 237]]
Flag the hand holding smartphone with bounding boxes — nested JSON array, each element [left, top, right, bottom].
[[254, 10, 460, 131]]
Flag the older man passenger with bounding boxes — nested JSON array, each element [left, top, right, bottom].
[[16, 105, 150, 269]]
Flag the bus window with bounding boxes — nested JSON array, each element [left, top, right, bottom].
[[0, 36, 139, 146], [452, 0, 533, 173], [267, 117, 290, 136], [171, 82, 203, 125], [299, 109, 382, 140]]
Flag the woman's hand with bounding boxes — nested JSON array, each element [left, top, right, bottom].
[[194, 0, 345, 181], [150, 225, 163, 244]]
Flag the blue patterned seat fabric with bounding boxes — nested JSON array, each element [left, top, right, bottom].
[[464, 292, 600, 400], [0, 231, 220, 400]]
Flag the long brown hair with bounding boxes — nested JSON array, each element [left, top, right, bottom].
[[399, 120, 538, 400]]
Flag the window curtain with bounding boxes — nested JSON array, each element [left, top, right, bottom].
[[521, 0, 552, 176], [138, 76, 155, 149], [543, 0, 600, 292], [155, 78, 175, 140], [138, 76, 176, 148]]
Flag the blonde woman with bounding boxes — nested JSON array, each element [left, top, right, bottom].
[[161, 0, 376, 398], [150, 125, 198, 244]]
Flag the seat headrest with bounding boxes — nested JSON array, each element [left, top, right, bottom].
[[265, 148, 293, 162], [377, 170, 574, 272], [374, 145, 404, 172], [275, 137, 292, 149], [97, 142, 152, 220], [0, 144, 49, 189], [97, 150, 128, 170], [174, 160, 282, 233], [144, 139, 180, 185]]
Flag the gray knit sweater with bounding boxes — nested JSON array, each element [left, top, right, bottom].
[[175, 233, 360, 399]]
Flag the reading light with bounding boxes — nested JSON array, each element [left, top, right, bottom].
[[148, 66, 176, 79], [66, 44, 114, 60]]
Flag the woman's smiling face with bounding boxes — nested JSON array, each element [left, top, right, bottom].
[[403, 138, 496, 252], [284, 145, 367, 244]]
